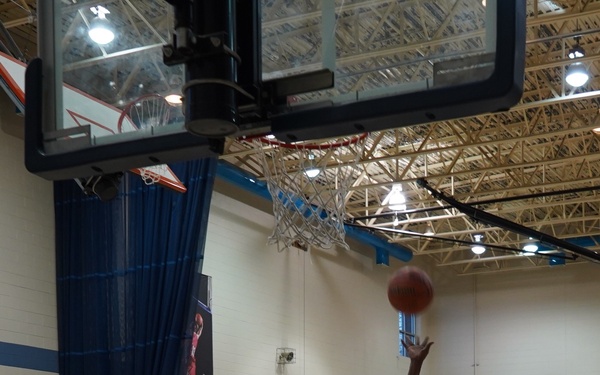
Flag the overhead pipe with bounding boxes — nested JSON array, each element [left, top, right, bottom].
[[216, 161, 413, 264], [417, 178, 600, 263]]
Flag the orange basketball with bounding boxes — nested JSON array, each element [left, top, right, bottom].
[[387, 266, 434, 314]]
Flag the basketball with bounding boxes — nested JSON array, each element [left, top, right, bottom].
[[387, 266, 434, 314]]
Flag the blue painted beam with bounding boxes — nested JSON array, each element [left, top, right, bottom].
[[216, 161, 413, 262]]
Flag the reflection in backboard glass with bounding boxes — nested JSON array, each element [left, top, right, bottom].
[[59, 1, 184, 142], [262, 0, 497, 105], [56, 0, 498, 143]]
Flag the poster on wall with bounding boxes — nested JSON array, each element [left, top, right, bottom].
[[185, 274, 213, 375]]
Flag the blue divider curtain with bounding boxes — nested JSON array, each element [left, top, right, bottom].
[[53, 157, 217, 375]]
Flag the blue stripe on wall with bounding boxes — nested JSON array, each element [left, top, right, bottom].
[[0, 342, 58, 373]]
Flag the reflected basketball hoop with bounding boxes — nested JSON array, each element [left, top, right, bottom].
[[118, 94, 175, 186], [118, 93, 172, 133], [252, 133, 368, 251]]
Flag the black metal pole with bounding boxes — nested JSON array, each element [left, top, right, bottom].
[[416, 178, 600, 263], [184, 0, 238, 137]]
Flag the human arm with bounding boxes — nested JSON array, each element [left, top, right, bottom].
[[401, 336, 434, 375]]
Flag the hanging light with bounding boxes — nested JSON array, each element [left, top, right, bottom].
[[566, 37, 589, 88], [387, 184, 407, 211], [568, 45, 585, 59], [393, 213, 400, 227], [89, 6, 115, 45], [471, 234, 486, 255], [165, 93, 183, 105], [523, 237, 538, 253], [424, 223, 435, 236], [566, 62, 589, 87], [303, 153, 320, 178]]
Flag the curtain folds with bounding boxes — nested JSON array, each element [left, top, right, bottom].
[[54, 157, 217, 375]]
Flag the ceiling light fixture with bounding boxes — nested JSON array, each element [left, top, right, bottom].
[[424, 223, 435, 236], [471, 234, 486, 255], [568, 45, 585, 59], [165, 93, 183, 105], [566, 62, 589, 87], [523, 237, 538, 253], [89, 6, 115, 45], [568, 36, 585, 59], [387, 184, 407, 211], [566, 36, 589, 88], [303, 153, 320, 178]]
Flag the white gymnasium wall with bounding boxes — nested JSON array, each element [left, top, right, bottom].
[[207, 187, 600, 375], [203, 190, 413, 375], [0, 122, 57, 374], [423, 264, 600, 375]]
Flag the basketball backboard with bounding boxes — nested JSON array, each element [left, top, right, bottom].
[[0, 51, 187, 192], [24, 0, 525, 181]]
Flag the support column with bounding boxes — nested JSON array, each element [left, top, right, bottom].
[[184, 0, 238, 137]]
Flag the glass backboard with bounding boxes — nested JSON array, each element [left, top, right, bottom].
[[23, 0, 524, 180]]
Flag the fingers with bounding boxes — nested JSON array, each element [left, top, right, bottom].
[[423, 341, 434, 354], [401, 339, 408, 350]]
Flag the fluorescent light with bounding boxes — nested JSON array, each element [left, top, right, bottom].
[[387, 184, 407, 211]]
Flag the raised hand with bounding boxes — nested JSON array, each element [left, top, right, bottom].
[[401, 336, 434, 375]]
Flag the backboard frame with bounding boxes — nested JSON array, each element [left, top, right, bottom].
[[24, 0, 525, 181], [269, 0, 526, 143]]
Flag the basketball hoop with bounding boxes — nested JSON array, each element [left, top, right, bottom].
[[252, 133, 368, 251], [118, 94, 173, 185]]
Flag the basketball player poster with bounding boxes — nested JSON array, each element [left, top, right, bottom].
[[184, 274, 213, 375]]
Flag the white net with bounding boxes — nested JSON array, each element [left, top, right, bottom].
[[137, 164, 169, 185], [254, 134, 367, 251]]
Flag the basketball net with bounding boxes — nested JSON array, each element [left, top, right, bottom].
[[253, 134, 367, 251]]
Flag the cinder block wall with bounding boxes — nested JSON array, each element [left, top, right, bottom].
[[203, 191, 413, 375], [204, 189, 600, 375], [0, 128, 57, 374], [423, 264, 600, 375]]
